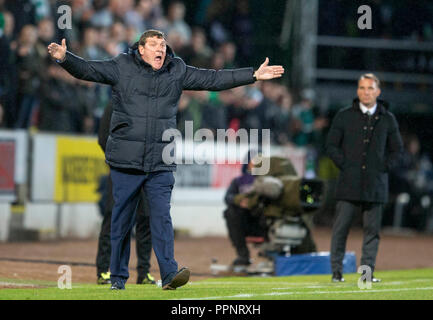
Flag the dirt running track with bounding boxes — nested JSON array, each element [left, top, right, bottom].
[[0, 227, 433, 287]]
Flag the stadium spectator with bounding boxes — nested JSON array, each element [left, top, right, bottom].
[[33, 17, 56, 88], [291, 89, 316, 147], [177, 89, 229, 136], [2, 0, 298, 136], [230, 0, 254, 65], [35, 18, 55, 59], [125, 23, 139, 45], [125, 0, 157, 33], [165, 28, 186, 53], [260, 81, 294, 145], [218, 41, 237, 69], [4, 0, 36, 38], [178, 26, 213, 68], [109, 21, 128, 53], [204, 0, 231, 47], [199, 91, 228, 133], [89, 0, 113, 28], [165, 1, 191, 45], [38, 61, 93, 133], [291, 89, 328, 148], [209, 51, 225, 70], [222, 83, 283, 144], [80, 25, 106, 59], [77, 25, 112, 131], [109, 0, 134, 23], [0, 9, 17, 127], [14, 24, 42, 128]]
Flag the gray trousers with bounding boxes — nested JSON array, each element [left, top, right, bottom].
[[330, 200, 382, 274]]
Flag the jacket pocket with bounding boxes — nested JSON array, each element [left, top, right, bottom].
[[106, 137, 145, 166], [111, 122, 128, 133]]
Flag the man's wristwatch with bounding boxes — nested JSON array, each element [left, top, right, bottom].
[[56, 56, 66, 63]]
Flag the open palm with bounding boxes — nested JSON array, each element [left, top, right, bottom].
[[254, 58, 285, 80], [47, 38, 67, 61]]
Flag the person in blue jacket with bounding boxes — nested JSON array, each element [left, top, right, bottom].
[[47, 29, 284, 290]]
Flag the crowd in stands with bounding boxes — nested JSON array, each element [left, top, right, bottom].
[[2, 1, 430, 140], [0, 0, 329, 149]]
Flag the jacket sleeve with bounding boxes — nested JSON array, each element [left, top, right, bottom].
[[182, 65, 255, 91], [58, 51, 120, 85], [384, 113, 403, 172], [326, 111, 346, 170]]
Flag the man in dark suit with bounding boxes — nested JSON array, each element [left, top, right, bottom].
[[326, 73, 403, 282]]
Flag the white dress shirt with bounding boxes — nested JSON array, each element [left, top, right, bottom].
[[360, 102, 377, 115]]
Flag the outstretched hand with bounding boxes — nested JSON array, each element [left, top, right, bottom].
[[47, 38, 67, 62], [254, 58, 284, 81]]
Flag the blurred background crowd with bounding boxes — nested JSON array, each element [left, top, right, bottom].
[[0, 0, 331, 147], [1, 0, 433, 231]]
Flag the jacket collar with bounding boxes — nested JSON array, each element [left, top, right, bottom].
[[352, 98, 388, 115], [129, 41, 175, 72]]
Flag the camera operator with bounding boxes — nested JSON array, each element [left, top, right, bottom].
[[224, 155, 319, 272], [224, 158, 265, 270]]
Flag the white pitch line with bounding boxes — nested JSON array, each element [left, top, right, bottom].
[[191, 278, 433, 290], [189, 281, 321, 286], [176, 287, 433, 300], [272, 278, 433, 290], [0, 281, 41, 288], [177, 293, 255, 300]]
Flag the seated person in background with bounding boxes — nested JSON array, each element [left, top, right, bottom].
[[223, 156, 265, 270], [224, 156, 319, 272]]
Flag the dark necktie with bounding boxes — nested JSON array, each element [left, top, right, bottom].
[[366, 111, 372, 126]]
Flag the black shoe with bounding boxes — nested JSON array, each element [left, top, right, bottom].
[[232, 257, 251, 266], [110, 280, 125, 290], [137, 273, 156, 285], [231, 257, 251, 273], [332, 271, 345, 282], [162, 267, 190, 290]]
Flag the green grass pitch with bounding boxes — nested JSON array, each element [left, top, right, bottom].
[[1, 268, 433, 300]]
